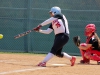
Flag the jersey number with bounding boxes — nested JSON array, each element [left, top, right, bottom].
[[53, 20, 61, 28]]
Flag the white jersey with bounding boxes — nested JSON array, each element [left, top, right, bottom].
[[39, 14, 69, 35]]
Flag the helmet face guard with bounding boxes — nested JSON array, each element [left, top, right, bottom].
[[85, 24, 96, 36]]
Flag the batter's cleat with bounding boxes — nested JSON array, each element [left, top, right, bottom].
[[97, 61, 100, 65], [80, 60, 90, 64], [70, 56, 76, 66], [37, 62, 46, 67]]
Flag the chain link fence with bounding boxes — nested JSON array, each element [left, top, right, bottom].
[[0, 0, 100, 55]]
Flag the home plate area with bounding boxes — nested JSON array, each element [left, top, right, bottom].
[[51, 64, 66, 66]]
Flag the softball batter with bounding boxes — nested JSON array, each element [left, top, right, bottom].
[[34, 6, 76, 67]]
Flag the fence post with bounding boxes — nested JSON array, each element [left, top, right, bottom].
[[24, 0, 32, 52]]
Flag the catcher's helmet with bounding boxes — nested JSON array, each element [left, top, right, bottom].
[[49, 6, 61, 15], [85, 24, 96, 36]]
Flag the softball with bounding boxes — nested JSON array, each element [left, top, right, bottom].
[[0, 34, 3, 39]]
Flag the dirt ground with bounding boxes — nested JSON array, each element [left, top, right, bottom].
[[0, 53, 100, 75]]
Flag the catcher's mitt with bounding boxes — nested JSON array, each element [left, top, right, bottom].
[[73, 36, 81, 47]]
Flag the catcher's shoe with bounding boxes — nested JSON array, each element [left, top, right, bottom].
[[37, 62, 46, 67], [80, 60, 90, 64], [70, 56, 76, 66], [97, 61, 100, 65]]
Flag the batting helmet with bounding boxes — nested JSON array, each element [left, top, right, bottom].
[[85, 24, 96, 36], [49, 6, 61, 15]]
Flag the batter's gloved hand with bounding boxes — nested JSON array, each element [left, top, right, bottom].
[[73, 36, 81, 47], [33, 25, 42, 32]]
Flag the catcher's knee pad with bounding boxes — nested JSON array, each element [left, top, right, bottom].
[[84, 52, 91, 59], [85, 53, 100, 61], [56, 53, 64, 58], [80, 50, 90, 61]]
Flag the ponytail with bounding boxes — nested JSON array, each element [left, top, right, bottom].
[[94, 32, 100, 49]]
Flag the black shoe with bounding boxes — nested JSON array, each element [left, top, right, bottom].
[[97, 61, 100, 65], [80, 60, 90, 64]]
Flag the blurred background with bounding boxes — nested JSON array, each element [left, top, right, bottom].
[[0, 0, 100, 55]]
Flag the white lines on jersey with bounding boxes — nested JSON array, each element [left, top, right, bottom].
[[0, 67, 45, 75]]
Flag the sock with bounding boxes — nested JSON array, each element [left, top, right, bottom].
[[63, 52, 72, 60], [42, 53, 54, 62]]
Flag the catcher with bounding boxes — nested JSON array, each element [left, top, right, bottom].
[[73, 24, 100, 64], [34, 6, 76, 67]]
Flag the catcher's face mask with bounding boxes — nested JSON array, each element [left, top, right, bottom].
[[85, 24, 96, 36]]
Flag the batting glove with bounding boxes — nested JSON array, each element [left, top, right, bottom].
[[33, 25, 42, 32]]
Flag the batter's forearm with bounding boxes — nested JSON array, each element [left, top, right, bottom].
[[40, 17, 57, 26], [39, 29, 53, 34]]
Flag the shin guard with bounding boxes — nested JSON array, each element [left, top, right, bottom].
[[80, 50, 90, 62], [85, 53, 100, 61]]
